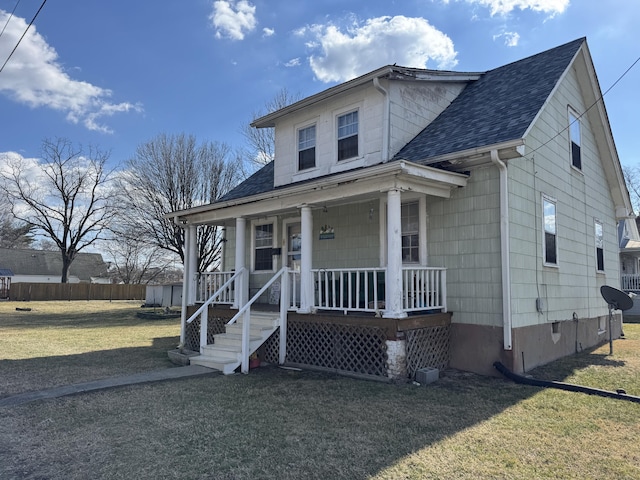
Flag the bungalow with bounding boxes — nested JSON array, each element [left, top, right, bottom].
[[170, 38, 632, 379], [0, 248, 111, 284]]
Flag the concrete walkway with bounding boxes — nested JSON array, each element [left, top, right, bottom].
[[0, 365, 218, 408]]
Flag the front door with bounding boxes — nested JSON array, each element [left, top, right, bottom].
[[287, 223, 301, 305]]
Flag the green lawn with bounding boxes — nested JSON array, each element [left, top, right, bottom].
[[1, 301, 639, 479]]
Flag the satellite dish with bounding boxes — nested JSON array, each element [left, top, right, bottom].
[[600, 285, 633, 355], [600, 285, 633, 311]]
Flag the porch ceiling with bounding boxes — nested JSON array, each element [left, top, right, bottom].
[[173, 161, 468, 226]]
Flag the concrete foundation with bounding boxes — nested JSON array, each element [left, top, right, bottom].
[[450, 313, 622, 376]]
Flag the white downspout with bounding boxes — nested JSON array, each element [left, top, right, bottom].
[[490, 150, 513, 351], [373, 77, 390, 162]]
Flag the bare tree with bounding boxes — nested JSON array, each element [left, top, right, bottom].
[[623, 165, 640, 213], [240, 87, 301, 167], [0, 138, 117, 282], [117, 133, 239, 272], [102, 228, 171, 284]]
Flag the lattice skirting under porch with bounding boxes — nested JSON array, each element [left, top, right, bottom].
[[184, 315, 228, 351], [404, 325, 451, 378], [260, 320, 389, 377]]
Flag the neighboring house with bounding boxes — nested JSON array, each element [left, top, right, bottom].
[[619, 217, 640, 287], [618, 217, 640, 315], [0, 248, 110, 284], [169, 38, 632, 378]]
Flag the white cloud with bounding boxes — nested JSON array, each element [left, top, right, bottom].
[[303, 16, 458, 83], [263, 27, 275, 37], [0, 11, 142, 133], [459, 0, 569, 16], [284, 58, 301, 67], [210, 0, 257, 40], [493, 31, 520, 46]]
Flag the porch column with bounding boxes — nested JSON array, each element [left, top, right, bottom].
[[299, 205, 313, 313], [234, 217, 247, 309], [187, 224, 198, 305], [385, 189, 406, 318], [179, 223, 190, 346]]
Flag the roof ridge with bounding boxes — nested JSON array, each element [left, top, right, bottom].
[[485, 37, 585, 74]]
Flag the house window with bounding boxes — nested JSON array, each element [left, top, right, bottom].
[[337, 110, 358, 161], [595, 221, 604, 271], [254, 223, 274, 271], [569, 109, 581, 170], [298, 125, 316, 171], [543, 197, 557, 266], [401, 202, 419, 263]]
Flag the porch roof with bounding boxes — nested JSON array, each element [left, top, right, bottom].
[[169, 161, 467, 225]]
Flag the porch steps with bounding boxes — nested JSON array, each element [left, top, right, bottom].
[[190, 311, 279, 374]]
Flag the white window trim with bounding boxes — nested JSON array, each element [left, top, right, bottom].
[[595, 219, 605, 273], [250, 218, 278, 273], [296, 121, 317, 173], [334, 104, 362, 164], [542, 194, 558, 268], [568, 106, 583, 173]]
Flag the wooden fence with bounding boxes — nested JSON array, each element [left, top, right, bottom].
[[8, 282, 146, 301]]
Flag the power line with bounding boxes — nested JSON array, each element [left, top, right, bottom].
[[526, 53, 640, 158], [0, 0, 48, 75], [0, 0, 22, 40]]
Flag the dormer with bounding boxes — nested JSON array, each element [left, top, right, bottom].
[[252, 66, 480, 188]]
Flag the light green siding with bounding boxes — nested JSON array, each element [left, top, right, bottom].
[[312, 202, 380, 268], [221, 202, 381, 302], [509, 62, 619, 328], [427, 167, 502, 326]]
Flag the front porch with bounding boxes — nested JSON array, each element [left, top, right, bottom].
[[172, 162, 467, 379], [180, 264, 450, 380]]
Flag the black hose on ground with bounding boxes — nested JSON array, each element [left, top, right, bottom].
[[493, 361, 640, 404]]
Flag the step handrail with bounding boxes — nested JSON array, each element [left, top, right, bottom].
[[226, 266, 288, 326], [227, 266, 289, 373], [186, 269, 244, 325]]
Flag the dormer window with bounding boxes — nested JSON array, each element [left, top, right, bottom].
[[569, 108, 581, 170], [337, 110, 358, 161], [298, 125, 316, 170]]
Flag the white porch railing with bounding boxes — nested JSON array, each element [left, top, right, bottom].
[[312, 266, 446, 314], [402, 267, 447, 313], [313, 268, 386, 313], [185, 269, 244, 354], [621, 274, 640, 291], [289, 270, 300, 310], [197, 271, 235, 304]]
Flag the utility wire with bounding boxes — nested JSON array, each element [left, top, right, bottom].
[[526, 53, 640, 158], [0, 0, 47, 75], [0, 0, 22, 40]]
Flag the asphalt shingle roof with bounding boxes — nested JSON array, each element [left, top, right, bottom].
[[219, 161, 275, 202], [0, 248, 108, 281], [220, 38, 585, 203], [394, 38, 585, 164]]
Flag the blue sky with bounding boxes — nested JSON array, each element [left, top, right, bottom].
[[1, 0, 639, 169]]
